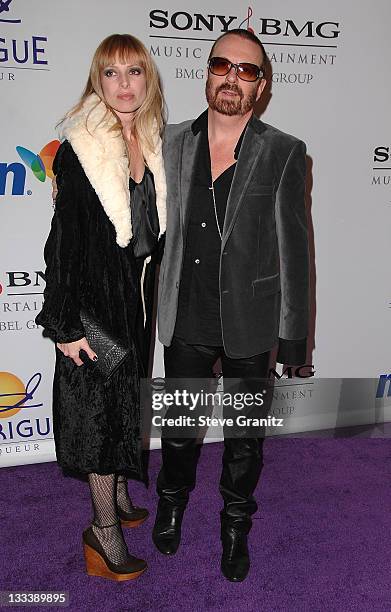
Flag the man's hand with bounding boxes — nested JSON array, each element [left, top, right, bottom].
[[56, 337, 97, 367]]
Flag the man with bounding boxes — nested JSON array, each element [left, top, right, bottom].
[[154, 28, 309, 582]]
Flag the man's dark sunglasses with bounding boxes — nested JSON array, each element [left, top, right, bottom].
[[208, 56, 264, 82]]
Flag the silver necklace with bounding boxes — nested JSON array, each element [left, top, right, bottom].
[[209, 183, 222, 240]]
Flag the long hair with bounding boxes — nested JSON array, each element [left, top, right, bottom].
[[61, 34, 165, 153]]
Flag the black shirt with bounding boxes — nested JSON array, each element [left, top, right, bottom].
[[174, 110, 247, 345]]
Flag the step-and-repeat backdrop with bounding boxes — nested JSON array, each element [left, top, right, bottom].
[[1, 1, 390, 467]]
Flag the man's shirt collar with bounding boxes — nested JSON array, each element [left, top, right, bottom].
[[191, 109, 249, 160]]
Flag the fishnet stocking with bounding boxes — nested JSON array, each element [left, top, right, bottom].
[[88, 473, 128, 565], [116, 475, 134, 513]]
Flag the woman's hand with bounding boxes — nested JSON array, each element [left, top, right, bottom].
[[56, 337, 97, 366], [52, 176, 58, 202]]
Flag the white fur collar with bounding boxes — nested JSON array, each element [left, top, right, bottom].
[[61, 93, 166, 248]]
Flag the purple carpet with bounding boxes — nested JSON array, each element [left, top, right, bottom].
[[2, 439, 391, 611]]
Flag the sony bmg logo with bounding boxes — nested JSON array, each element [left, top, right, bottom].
[[149, 10, 340, 40], [373, 147, 391, 163], [269, 365, 315, 379], [0, 271, 45, 294]]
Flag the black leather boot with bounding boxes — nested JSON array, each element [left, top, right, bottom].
[[152, 501, 185, 555], [220, 524, 250, 582], [218, 435, 263, 582]]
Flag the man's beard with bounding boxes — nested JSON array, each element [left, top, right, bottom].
[[206, 80, 257, 116]]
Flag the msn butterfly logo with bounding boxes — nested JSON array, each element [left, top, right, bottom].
[[0, 140, 60, 196], [16, 140, 60, 182]]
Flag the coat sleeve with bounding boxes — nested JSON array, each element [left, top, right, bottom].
[[275, 140, 309, 365], [35, 142, 85, 344]]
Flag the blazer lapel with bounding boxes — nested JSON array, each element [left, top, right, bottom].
[[221, 124, 264, 248], [179, 129, 202, 236]]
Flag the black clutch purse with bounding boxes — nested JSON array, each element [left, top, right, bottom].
[[80, 309, 130, 381]]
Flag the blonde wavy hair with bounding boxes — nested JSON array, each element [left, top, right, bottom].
[[61, 33, 165, 153]]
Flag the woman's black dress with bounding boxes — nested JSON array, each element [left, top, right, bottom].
[[36, 142, 157, 479]]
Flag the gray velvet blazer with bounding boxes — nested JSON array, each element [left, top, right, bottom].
[[158, 113, 309, 362]]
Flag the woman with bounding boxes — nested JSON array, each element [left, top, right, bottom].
[[36, 34, 166, 581]]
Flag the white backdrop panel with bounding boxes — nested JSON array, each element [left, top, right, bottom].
[[1, 1, 389, 467]]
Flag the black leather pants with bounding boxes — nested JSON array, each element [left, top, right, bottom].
[[157, 336, 270, 531]]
